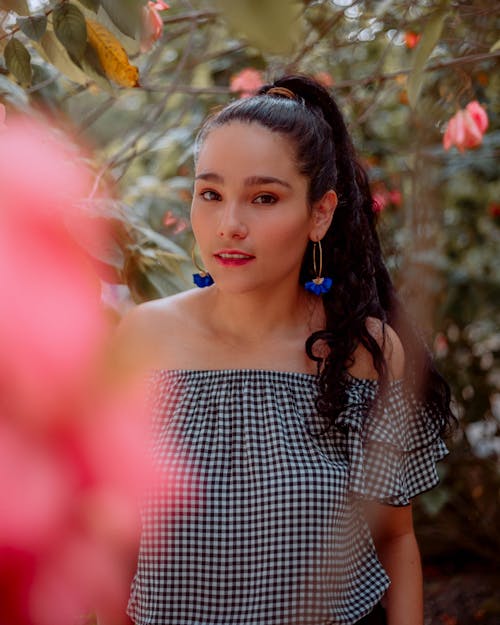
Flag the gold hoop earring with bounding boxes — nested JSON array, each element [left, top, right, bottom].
[[304, 240, 332, 295], [191, 244, 214, 288]]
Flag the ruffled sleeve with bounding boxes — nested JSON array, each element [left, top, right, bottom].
[[337, 377, 449, 506]]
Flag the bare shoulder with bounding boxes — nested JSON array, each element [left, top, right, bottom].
[[112, 288, 208, 374], [348, 316, 405, 381]]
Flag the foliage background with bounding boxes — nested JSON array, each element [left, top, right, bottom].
[[1, 0, 499, 621]]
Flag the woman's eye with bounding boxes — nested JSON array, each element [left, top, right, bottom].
[[253, 194, 277, 205], [200, 190, 221, 201]]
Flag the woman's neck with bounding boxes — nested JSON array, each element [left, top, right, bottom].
[[204, 285, 324, 348]]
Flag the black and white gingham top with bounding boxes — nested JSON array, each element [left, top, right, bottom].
[[128, 369, 449, 625]]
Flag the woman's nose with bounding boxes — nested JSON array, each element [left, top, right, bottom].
[[217, 202, 248, 239]]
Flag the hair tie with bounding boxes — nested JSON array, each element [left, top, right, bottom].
[[266, 86, 296, 100]]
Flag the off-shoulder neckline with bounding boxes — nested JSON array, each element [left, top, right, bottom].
[[149, 368, 404, 387]]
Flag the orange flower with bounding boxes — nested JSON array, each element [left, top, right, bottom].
[[443, 101, 489, 152], [230, 68, 264, 98], [141, 1, 169, 53], [405, 32, 421, 49]]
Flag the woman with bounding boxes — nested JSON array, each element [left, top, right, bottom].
[[118, 75, 454, 625]]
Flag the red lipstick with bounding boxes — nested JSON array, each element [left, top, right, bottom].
[[213, 249, 255, 266]]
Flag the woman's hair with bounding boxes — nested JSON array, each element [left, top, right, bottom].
[[195, 74, 456, 436]]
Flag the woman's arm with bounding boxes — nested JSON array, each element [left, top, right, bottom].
[[363, 501, 424, 625], [351, 319, 424, 623]]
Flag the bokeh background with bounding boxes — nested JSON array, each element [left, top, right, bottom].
[[1, 1, 499, 624]]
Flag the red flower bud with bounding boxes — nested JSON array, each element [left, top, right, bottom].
[[405, 32, 421, 49]]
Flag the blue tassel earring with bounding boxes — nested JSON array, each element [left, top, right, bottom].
[[304, 239, 332, 295], [191, 245, 214, 288]]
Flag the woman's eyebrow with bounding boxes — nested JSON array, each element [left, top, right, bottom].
[[244, 175, 292, 189], [195, 172, 223, 183], [195, 172, 291, 189]]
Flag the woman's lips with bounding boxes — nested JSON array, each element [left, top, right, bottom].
[[213, 252, 255, 266]]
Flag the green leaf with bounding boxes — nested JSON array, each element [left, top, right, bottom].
[[216, 0, 302, 55], [17, 15, 48, 41], [132, 224, 188, 257], [100, 0, 143, 39], [52, 3, 87, 61], [93, 4, 140, 55], [36, 29, 89, 84], [4, 37, 32, 86], [407, 9, 448, 108], [78, 0, 100, 11], [0, 0, 30, 16], [0, 73, 29, 105]]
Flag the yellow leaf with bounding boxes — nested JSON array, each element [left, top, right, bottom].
[[490, 39, 500, 53], [86, 19, 139, 87]]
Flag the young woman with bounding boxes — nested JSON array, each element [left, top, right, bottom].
[[118, 75, 454, 625]]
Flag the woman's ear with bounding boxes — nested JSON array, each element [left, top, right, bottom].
[[310, 190, 337, 240]]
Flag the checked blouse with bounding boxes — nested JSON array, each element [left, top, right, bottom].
[[128, 369, 448, 625]]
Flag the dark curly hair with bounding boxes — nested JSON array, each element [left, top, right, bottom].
[[195, 74, 455, 437]]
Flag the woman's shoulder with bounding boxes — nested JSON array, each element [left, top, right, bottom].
[[347, 317, 405, 381], [112, 288, 210, 374]]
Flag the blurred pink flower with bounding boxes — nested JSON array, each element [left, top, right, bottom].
[[371, 183, 403, 213], [314, 72, 334, 88], [466, 100, 488, 133], [141, 0, 169, 52], [0, 422, 72, 548], [0, 116, 154, 625], [163, 209, 188, 234], [0, 116, 92, 219], [230, 68, 264, 98], [443, 101, 489, 152], [388, 189, 402, 207], [0, 118, 103, 421], [372, 192, 386, 213], [30, 531, 127, 625]]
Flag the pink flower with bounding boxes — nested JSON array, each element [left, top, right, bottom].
[[0, 117, 155, 624], [163, 209, 188, 234], [466, 100, 488, 133], [230, 68, 264, 98], [388, 189, 402, 207], [314, 72, 334, 88], [141, 0, 169, 53], [0, 422, 72, 549], [443, 101, 489, 152], [372, 192, 387, 213]]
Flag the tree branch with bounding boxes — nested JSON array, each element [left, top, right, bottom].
[[161, 10, 218, 26], [333, 49, 500, 89]]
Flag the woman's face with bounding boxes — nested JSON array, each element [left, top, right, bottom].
[[191, 121, 323, 296]]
